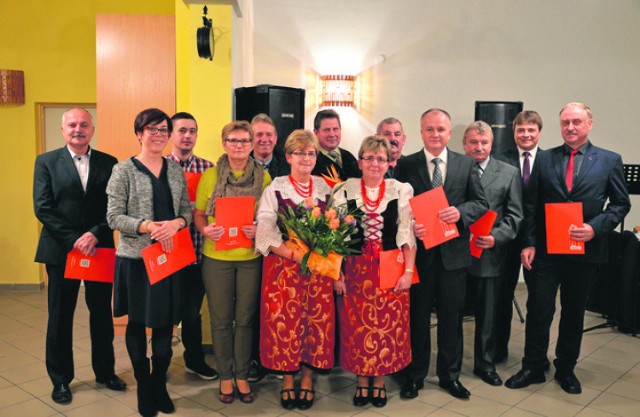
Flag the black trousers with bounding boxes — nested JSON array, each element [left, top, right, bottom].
[[180, 263, 208, 368], [522, 258, 594, 373], [471, 274, 500, 372], [407, 254, 466, 383], [45, 264, 115, 386]]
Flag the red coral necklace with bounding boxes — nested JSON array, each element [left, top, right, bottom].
[[289, 175, 313, 198], [361, 179, 385, 212]]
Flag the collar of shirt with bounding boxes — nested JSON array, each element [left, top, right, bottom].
[[254, 155, 273, 168], [423, 147, 448, 165], [477, 155, 490, 171], [517, 145, 538, 160], [563, 141, 590, 156], [168, 153, 194, 167], [67, 145, 91, 159]]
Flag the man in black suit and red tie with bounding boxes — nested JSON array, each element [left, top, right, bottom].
[[33, 108, 125, 404], [396, 108, 487, 400], [493, 110, 545, 364], [311, 109, 361, 181], [505, 103, 630, 394]]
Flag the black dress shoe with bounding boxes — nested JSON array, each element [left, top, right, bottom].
[[352, 385, 370, 406], [370, 385, 387, 408], [399, 379, 424, 399], [96, 374, 127, 391], [438, 380, 470, 399], [554, 371, 582, 394], [474, 370, 503, 386], [52, 384, 72, 404], [280, 388, 296, 410], [297, 388, 315, 410], [505, 368, 545, 389]]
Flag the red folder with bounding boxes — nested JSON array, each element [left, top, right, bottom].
[[378, 249, 420, 290], [215, 196, 255, 251], [64, 248, 116, 283], [545, 202, 585, 255], [142, 228, 196, 285], [184, 172, 203, 203], [409, 187, 459, 250], [469, 210, 498, 258]]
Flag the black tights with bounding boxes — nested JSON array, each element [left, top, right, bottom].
[[126, 321, 173, 364]]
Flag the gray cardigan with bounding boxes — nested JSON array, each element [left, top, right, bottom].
[[106, 158, 192, 259]]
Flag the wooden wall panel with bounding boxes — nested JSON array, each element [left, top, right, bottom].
[[96, 14, 176, 161]]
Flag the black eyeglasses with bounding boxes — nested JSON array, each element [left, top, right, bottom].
[[360, 156, 389, 164], [144, 126, 169, 136], [225, 138, 252, 146], [290, 151, 317, 158]]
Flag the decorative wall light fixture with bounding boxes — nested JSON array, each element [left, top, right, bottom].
[[0, 69, 25, 104], [197, 6, 214, 60], [320, 75, 356, 107]]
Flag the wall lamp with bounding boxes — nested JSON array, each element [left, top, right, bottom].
[[320, 75, 356, 107]]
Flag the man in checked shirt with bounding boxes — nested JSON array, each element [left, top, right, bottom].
[[168, 112, 219, 380]]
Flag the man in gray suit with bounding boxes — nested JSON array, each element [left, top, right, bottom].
[[462, 121, 523, 386]]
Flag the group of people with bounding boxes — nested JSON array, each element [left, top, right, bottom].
[[33, 102, 630, 416]]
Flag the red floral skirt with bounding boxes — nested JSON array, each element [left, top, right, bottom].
[[260, 253, 335, 372], [337, 242, 411, 376]]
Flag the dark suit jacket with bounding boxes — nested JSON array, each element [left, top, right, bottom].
[[250, 149, 290, 179], [396, 148, 488, 271], [311, 147, 361, 180], [34, 146, 118, 266], [469, 158, 523, 277], [523, 141, 630, 264]]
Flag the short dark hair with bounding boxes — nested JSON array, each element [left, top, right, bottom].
[[512, 110, 543, 131], [134, 108, 173, 135], [171, 112, 198, 130], [313, 109, 341, 130]]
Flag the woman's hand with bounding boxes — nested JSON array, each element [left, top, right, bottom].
[[394, 271, 413, 292], [203, 223, 225, 241], [333, 272, 346, 295], [159, 237, 173, 253], [149, 220, 180, 242], [241, 224, 257, 239], [414, 223, 427, 239]]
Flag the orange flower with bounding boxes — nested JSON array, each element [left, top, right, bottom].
[[329, 218, 340, 230], [311, 207, 322, 218], [324, 208, 337, 220], [345, 214, 355, 224], [304, 197, 315, 208]]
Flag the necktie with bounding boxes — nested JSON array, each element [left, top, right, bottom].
[[432, 157, 443, 187], [76, 155, 88, 192], [522, 151, 531, 185], [565, 149, 579, 192], [328, 150, 342, 168], [476, 163, 483, 178]]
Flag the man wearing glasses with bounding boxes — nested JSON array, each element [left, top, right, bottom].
[[376, 117, 408, 178]]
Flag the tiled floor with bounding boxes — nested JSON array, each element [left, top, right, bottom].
[[1, 284, 640, 416]]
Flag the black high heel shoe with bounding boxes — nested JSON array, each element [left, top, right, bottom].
[[297, 387, 315, 410], [353, 384, 370, 406], [370, 385, 387, 407], [280, 388, 296, 410]]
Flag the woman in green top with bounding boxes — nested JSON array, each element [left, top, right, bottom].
[[194, 121, 271, 404]]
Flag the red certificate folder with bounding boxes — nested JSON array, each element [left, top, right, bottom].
[[142, 228, 196, 285], [469, 210, 498, 258], [545, 202, 585, 255], [378, 249, 420, 290], [409, 187, 459, 250], [64, 248, 116, 283], [184, 172, 203, 203], [215, 196, 255, 251]]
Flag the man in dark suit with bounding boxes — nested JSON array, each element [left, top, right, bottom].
[[311, 109, 361, 181], [493, 110, 544, 364], [33, 108, 125, 404], [396, 108, 487, 399], [505, 103, 630, 394], [462, 121, 523, 386], [250, 113, 290, 179], [376, 117, 407, 178]]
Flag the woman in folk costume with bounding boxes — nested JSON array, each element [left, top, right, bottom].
[[333, 135, 416, 408], [255, 129, 334, 411]]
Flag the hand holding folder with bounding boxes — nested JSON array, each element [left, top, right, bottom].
[[378, 249, 420, 290], [215, 196, 256, 250], [545, 202, 585, 255], [64, 248, 116, 283], [142, 228, 196, 284], [469, 210, 498, 258], [409, 187, 459, 250]]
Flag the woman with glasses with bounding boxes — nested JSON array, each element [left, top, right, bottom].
[[194, 121, 271, 404], [255, 130, 334, 411], [333, 135, 416, 408], [107, 108, 191, 416]]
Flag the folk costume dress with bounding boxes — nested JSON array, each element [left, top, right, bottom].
[[333, 178, 416, 376], [255, 175, 334, 373]]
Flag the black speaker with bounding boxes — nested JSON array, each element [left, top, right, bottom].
[[235, 85, 305, 152], [474, 101, 523, 156]]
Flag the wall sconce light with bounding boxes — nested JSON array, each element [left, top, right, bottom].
[[197, 6, 214, 60], [320, 75, 356, 107], [0, 70, 25, 104]]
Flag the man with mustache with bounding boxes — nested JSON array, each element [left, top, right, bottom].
[[250, 113, 290, 179], [376, 117, 407, 178], [34, 108, 126, 404], [167, 112, 219, 381]]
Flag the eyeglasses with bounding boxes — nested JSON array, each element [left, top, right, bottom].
[[360, 156, 389, 164], [145, 126, 169, 136], [290, 151, 317, 158], [224, 138, 252, 146]]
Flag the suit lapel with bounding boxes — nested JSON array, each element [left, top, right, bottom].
[[551, 148, 567, 194], [573, 146, 598, 192], [415, 151, 432, 190], [60, 147, 84, 192], [481, 159, 499, 189], [85, 150, 100, 193], [443, 150, 459, 193]]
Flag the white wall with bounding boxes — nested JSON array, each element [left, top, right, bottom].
[[249, 0, 640, 227]]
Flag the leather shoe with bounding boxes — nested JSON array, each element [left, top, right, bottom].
[[474, 370, 503, 386], [399, 379, 424, 399], [438, 380, 470, 399], [505, 368, 545, 389], [96, 374, 127, 391], [554, 371, 582, 394], [52, 384, 72, 404]]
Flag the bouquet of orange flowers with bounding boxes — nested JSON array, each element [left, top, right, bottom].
[[278, 187, 361, 280]]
